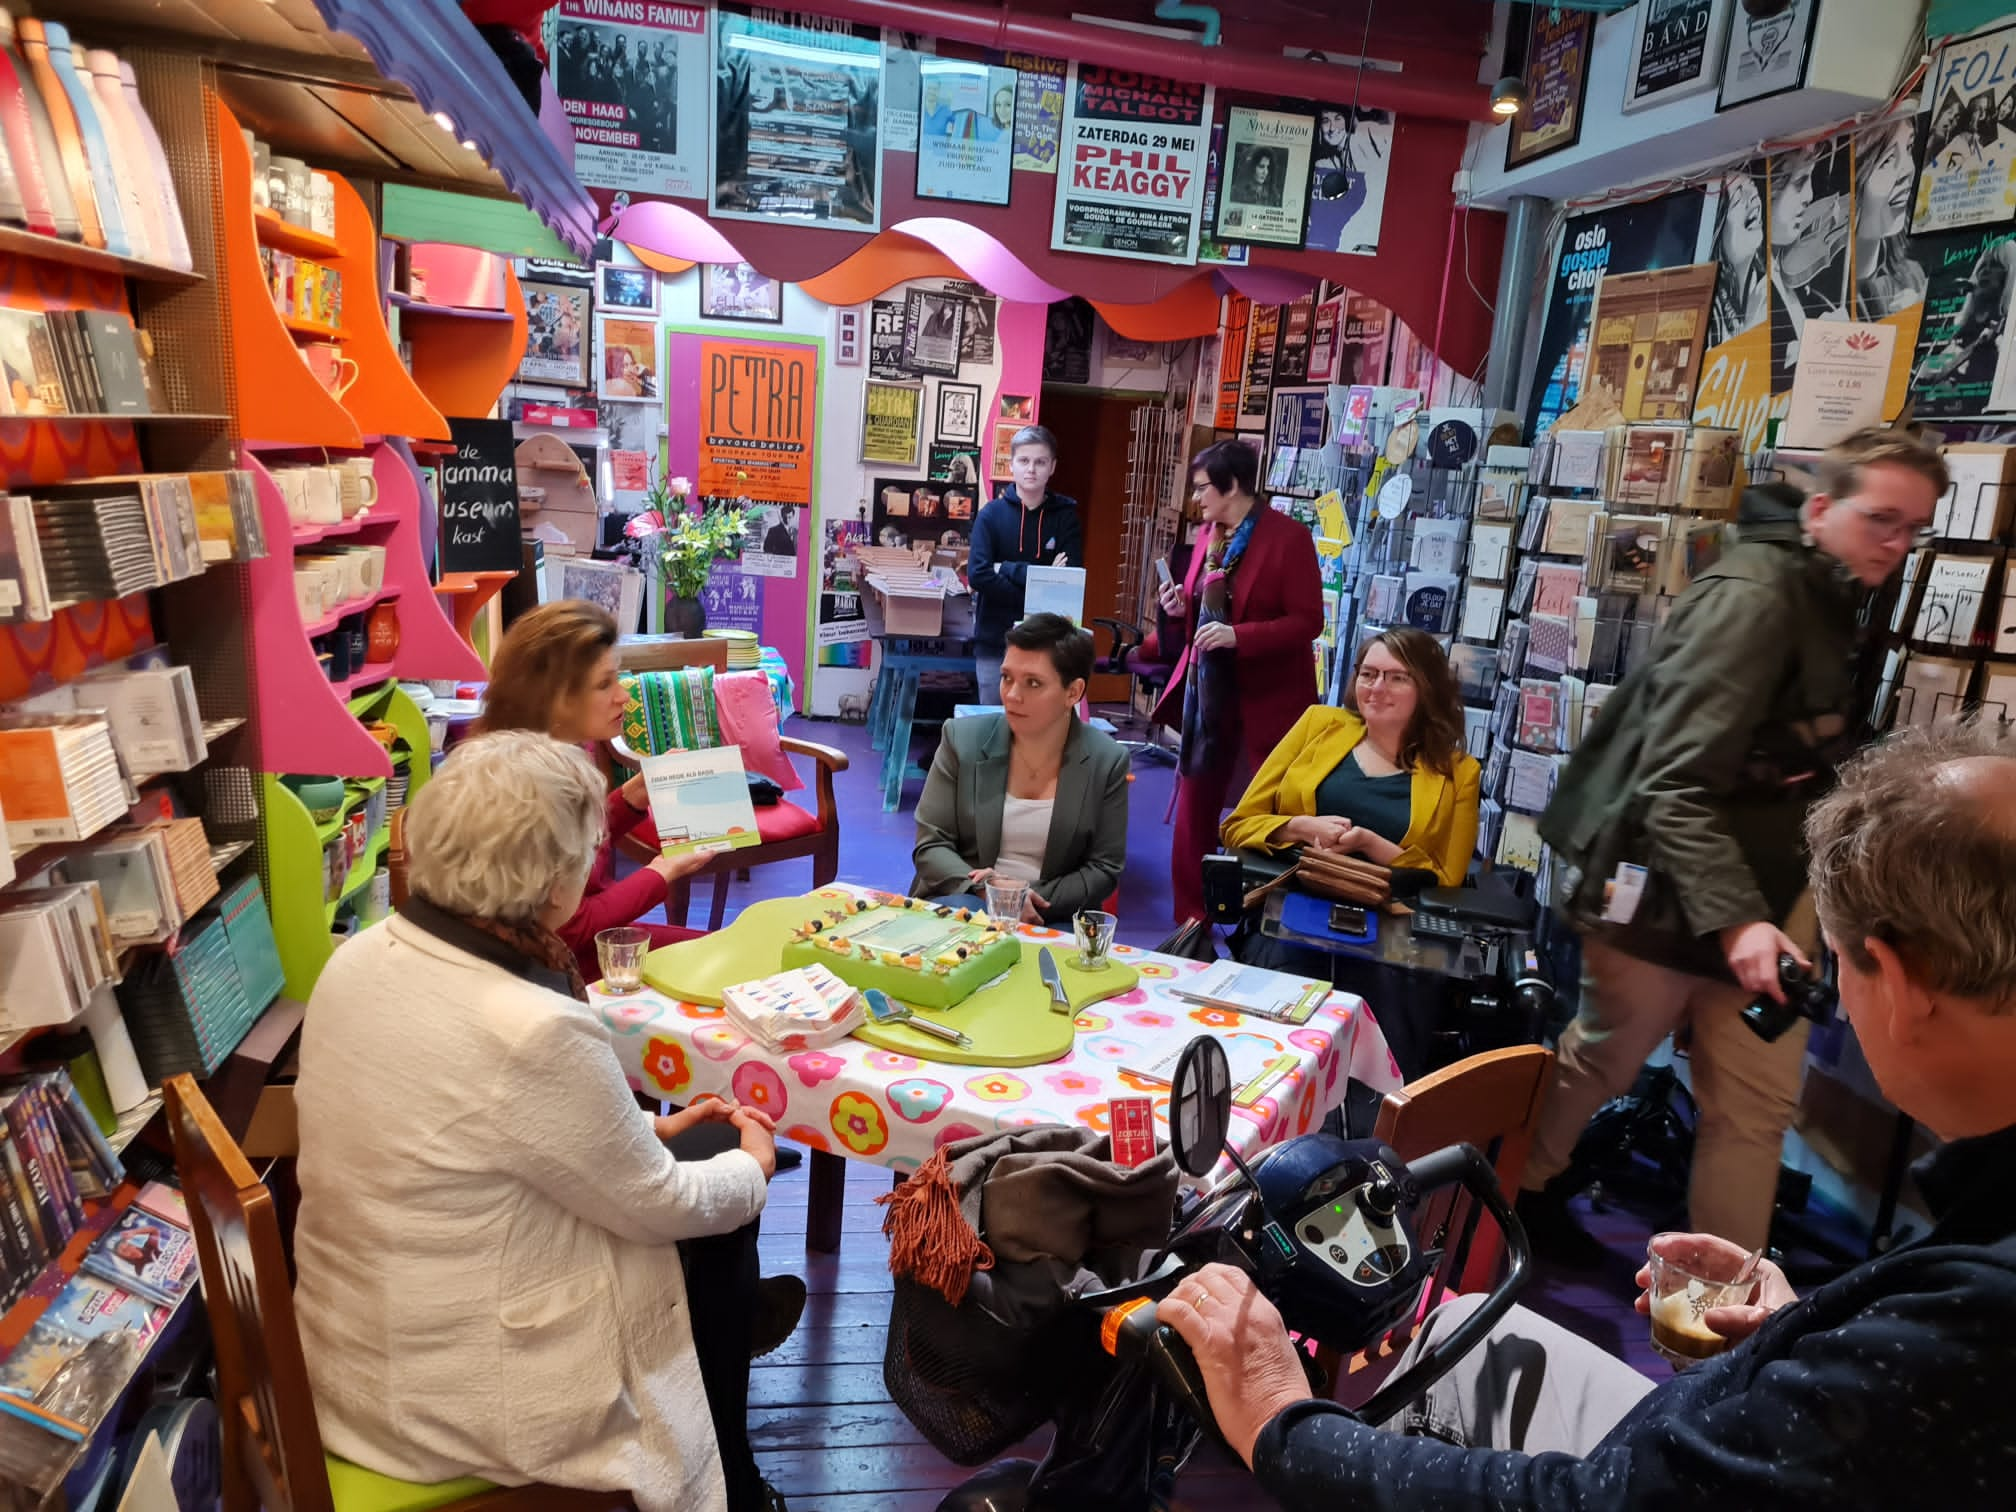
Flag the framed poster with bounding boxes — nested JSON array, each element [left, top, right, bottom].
[[710, 5, 883, 230], [862, 381, 922, 466], [518, 280, 592, 387], [1214, 107, 1315, 249], [696, 340, 816, 505], [1308, 107, 1393, 257], [1050, 64, 1214, 265], [597, 263, 658, 314], [1625, 0, 1733, 114], [935, 381, 982, 444], [928, 443, 982, 485], [915, 59, 1016, 206], [992, 49, 1064, 173], [1718, 0, 1819, 112], [552, 0, 710, 200], [1914, 21, 2016, 234], [599, 318, 659, 401], [1506, 9, 1593, 170], [902, 288, 965, 377], [700, 261, 782, 322]]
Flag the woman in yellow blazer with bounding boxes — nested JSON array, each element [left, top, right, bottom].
[[1224, 628, 1481, 1076], [1224, 627, 1480, 883]]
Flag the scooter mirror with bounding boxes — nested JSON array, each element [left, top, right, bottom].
[[1168, 1035, 1233, 1179]]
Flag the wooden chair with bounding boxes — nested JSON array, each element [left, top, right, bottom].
[[162, 1075, 631, 1512], [614, 636, 729, 675]]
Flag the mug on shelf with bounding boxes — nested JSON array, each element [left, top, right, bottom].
[[366, 600, 401, 662], [337, 456, 377, 514], [302, 341, 358, 400], [349, 544, 386, 593], [298, 466, 343, 526]]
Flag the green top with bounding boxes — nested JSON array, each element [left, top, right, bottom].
[[1312, 749, 1413, 845]]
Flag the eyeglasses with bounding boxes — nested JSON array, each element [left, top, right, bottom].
[[1848, 503, 1937, 547], [1356, 668, 1414, 688]]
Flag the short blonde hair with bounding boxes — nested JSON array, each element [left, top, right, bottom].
[[1817, 428, 1950, 503], [405, 733, 606, 922]]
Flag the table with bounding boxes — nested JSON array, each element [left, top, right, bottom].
[[590, 927, 1403, 1251]]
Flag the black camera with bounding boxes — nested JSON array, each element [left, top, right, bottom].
[[1741, 953, 1837, 1042]]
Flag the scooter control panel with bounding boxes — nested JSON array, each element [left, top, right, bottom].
[[1292, 1163, 1412, 1287]]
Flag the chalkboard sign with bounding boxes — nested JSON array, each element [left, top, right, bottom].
[[440, 417, 523, 574]]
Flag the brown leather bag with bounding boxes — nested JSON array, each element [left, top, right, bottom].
[[1296, 849, 1392, 907]]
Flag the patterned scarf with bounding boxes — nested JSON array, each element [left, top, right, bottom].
[[453, 910, 589, 1002], [1180, 509, 1259, 778]]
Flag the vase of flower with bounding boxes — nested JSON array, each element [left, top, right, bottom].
[[621, 475, 749, 638], [667, 592, 708, 636]]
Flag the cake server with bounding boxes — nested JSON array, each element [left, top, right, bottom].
[[863, 988, 969, 1046], [1038, 947, 1072, 1015]]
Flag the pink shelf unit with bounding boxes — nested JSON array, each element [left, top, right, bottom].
[[242, 441, 480, 778]]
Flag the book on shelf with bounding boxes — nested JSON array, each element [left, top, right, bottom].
[[215, 875, 285, 1016], [640, 747, 761, 857], [72, 663, 205, 774], [0, 715, 129, 845], [0, 307, 67, 416], [0, 492, 51, 621], [2, 1070, 123, 1202], [1168, 960, 1330, 1024], [28, 493, 161, 603], [52, 829, 179, 947], [0, 1273, 165, 1402], [1540, 499, 1602, 559], [0, 890, 117, 1032], [185, 470, 266, 564], [79, 1182, 196, 1309]]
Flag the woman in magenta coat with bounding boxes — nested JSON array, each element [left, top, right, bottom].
[[1143, 440, 1325, 923]]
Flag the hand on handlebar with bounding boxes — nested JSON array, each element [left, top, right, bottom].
[[1157, 1264, 1313, 1470]]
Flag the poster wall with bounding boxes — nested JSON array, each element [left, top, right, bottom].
[[1334, 296, 1392, 388], [1307, 107, 1392, 256], [711, 6, 883, 229], [553, 1, 710, 200], [695, 340, 817, 504], [991, 49, 1065, 173], [1051, 65, 1213, 265], [1215, 108, 1313, 249], [817, 515, 872, 667], [1914, 23, 2016, 234]]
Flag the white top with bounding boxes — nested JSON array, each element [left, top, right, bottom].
[[291, 915, 766, 1512], [994, 795, 1054, 882]]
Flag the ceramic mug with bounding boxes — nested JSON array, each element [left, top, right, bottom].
[[345, 545, 384, 595], [274, 467, 311, 526], [302, 341, 358, 399], [366, 601, 401, 663], [338, 456, 378, 515], [299, 466, 343, 525]]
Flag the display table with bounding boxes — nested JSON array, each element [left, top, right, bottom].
[[589, 926, 1401, 1251]]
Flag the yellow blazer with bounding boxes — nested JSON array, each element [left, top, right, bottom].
[[1221, 707, 1482, 887]]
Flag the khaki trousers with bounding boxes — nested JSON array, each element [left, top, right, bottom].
[[1523, 936, 1811, 1252]]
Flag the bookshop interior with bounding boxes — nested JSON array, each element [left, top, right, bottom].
[[6, 0, 2016, 1508]]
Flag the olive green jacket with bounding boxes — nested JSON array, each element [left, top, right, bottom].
[[1538, 485, 1872, 981]]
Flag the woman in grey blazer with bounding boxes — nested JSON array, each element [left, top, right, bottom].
[[911, 614, 1130, 923]]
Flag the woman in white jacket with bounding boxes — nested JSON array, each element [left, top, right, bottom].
[[292, 733, 786, 1511]]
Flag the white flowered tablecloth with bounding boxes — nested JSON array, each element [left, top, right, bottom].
[[589, 926, 1403, 1174]]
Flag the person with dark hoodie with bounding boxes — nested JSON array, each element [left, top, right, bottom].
[[967, 425, 1083, 703], [1521, 428, 1947, 1255]]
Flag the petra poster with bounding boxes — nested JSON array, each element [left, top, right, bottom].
[[695, 340, 816, 505]]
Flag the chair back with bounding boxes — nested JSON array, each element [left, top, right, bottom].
[[615, 635, 730, 673], [1372, 1045, 1551, 1298], [164, 1074, 334, 1512]]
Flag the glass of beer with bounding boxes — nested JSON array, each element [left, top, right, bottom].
[[1646, 1232, 1755, 1366]]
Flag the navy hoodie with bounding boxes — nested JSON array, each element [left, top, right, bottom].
[[967, 485, 1084, 652]]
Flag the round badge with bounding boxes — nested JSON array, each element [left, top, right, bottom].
[[1427, 418, 1477, 469], [1383, 419, 1420, 466], [1376, 471, 1414, 519]]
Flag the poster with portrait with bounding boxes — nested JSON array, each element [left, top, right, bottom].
[[1914, 23, 2016, 234], [869, 298, 908, 380], [1043, 299, 1093, 384], [928, 444, 983, 485], [598, 263, 658, 314], [862, 381, 923, 466], [696, 340, 816, 505], [519, 281, 592, 388], [1214, 107, 1313, 248], [942, 281, 999, 364], [916, 59, 1017, 205], [1506, 8, 1592, 170], [1625, 0, 1732, 114], [553, 1, 710, 200], [1273, 294, 1315, 386], [700, 262, 783, 322], [817, 515, 871, 666], [1307, 107, 1392, 256], [1306, 296, 1343, 384], [1718, 0, 1819, 111], [901, 289, 965, 376], [1851, 115, 1929, 420], [1051, 64, 1214, 265], [1333, 296, 1393, 388], [698, 558, 763, 633], [987, 49, 1064, 173], [740, 503, 803, 577], [599, 318, 659, 401], [1196, 120, 1250, 266], [711, 6, 883, 230], [1239, 304, 1279, 430], [935, 382, 982, 444], [1909, 222, 2016, 418]]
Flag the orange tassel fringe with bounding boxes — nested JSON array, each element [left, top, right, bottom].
[[876, 1147, 994, 1307]]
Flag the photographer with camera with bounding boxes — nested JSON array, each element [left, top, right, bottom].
[[1163, 721, 2016, 1509], [1520, 429, 1947, 1254]]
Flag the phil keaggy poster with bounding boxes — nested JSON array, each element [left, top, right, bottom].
[[553, 1, 711, 199], [1051, 66, 1213, 265]]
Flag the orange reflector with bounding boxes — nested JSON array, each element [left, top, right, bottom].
[[1101, 1297, 1151, 1356]]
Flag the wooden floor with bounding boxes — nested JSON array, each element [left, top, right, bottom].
[[751, 1157, 1273, 1511]]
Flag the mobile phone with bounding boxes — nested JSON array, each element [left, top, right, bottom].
[[1329, 903, 1369, 935], [1154, 557, 1174, 588]]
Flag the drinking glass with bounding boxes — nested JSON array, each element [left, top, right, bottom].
[[1645, 1232, 1754, 1366], [983, 879, 1030, 926], [1073, 909, 1117, 970], [596, 927, 651, 994]]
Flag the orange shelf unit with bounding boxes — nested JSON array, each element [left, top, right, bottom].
[[253, 207, 343, 261], [328, 179, 450, 444], [434, 570, 516, 650], [213, 95, 358, 449], [404, 263, 527, 421], [281, 315, 343, 341]]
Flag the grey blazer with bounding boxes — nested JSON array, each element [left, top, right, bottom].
[[909, 713, 1130, 922]]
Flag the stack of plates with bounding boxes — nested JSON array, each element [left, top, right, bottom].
[[703, 628, 760, 671]]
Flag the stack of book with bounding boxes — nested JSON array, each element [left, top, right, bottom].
[[0, 883, 117, 1032], [27, 493, 159, 604], [185, 471, 266, 565], [0, 715, 129, 846], [116, 875, 283, 1082], [0, 308, 154, 418], [0, 1069, 127, 1311]]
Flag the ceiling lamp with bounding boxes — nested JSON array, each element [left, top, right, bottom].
[[1490, 76, 1526, 118]]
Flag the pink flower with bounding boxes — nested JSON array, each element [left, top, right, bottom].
[[1044, 1069, 1099, 1096], [668, 475, 692, 497], [788, 1051, 846, 1087], [624, 509, 665, 540]]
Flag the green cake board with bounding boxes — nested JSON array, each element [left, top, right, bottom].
[[639, 888, 1139, 1067]]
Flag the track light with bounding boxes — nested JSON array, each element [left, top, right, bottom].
[[430, 110, 456, 131], [1490, 76, 1526, 118]]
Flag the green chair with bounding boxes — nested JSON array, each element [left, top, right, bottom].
[[162, 1075, 632, 1512]]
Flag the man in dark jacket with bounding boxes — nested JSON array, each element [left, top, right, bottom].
[[967, 425, 1083, 703], [1519, 429, 1945, 1252], [1161, 720, 2016, 1510]]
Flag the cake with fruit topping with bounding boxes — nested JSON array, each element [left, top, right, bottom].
[[778, 891, 1021, 1010]]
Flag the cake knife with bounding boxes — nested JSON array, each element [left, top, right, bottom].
[[1038, 947, 1072, 1015]]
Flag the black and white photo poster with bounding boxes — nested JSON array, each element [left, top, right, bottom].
[[1051, 65, 1213, 265], [554, 1, 711, 200], [902, 289, 965, 376], [1307, 106, 1392, 256], [1625, 0, 1732, 113], [1718, 0, 1818, 110], [712, 6, 883, 229], [869, 298, 908, 380], [1908, 224, 2016, 418], [1215, 107, 1314, 248], [1914, 23, 2016, 234]]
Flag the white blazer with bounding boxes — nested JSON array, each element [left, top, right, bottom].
[[291, 912, 767, 1512]]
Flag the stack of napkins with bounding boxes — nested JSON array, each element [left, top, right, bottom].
[[722, 964, 867, 1052]]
